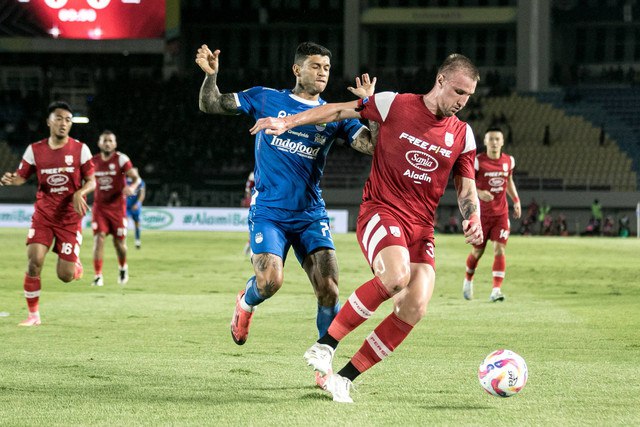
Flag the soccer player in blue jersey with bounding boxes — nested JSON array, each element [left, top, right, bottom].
[[196, 42, 377, 386], [126, 169, 145, 249]]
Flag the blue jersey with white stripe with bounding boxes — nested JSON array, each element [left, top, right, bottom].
[[235, 87, 365, 211]]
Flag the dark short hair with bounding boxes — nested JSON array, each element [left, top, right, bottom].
[[438, 53, 480, 82], [47, 101, 73, 116], [294, 42, 332, 65], [485, 126, 503, 135], [100, 129, 115, 137]]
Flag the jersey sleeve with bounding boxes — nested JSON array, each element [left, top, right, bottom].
[[234, 86, 265, 117], [16, 145, 36, 179], [118, 153, 133, 172], [80, 144, 95, 178], [509, 155, 516, 170], [337, 118, 366, 147], [453, 124, 477, 179], [357, 92, 398, 123]]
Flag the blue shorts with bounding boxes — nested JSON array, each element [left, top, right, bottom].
[[127, 204, 141, 223], [248, 204, 335, 265]]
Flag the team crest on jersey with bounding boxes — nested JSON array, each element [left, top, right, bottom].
[[390, 226, 401, 237], [109, 163, 116, 170], [445, 132, 454, 147], [315, 123, 327, 132], [255, 232, 264, 244], [314, 134, 327, 145], [65, 155, 73, 165]]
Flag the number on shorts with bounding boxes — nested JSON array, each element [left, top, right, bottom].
[[60, 242, 73, 255], [320, 221, 331, 237]]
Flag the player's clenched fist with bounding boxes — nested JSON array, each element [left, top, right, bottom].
[[195, 44, 220, 76], [462, 214, 483, 246], [1, 172, 18, 186]]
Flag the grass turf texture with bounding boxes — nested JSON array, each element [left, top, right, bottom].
[[0, 228, 638, 425]]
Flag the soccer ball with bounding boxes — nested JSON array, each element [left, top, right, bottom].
[[478, 349, 528, 397]]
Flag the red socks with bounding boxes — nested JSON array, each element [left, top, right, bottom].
[[492, 254, 506, 288], [351, 312, 413, 373], [23, 274, 41, 314], [465, 253, 478, 280], [94, 259, 103, 276], [328, 276, 390, 340]]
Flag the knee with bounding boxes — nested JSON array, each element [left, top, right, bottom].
[[379, 270, 411, 295], [255, 273, 284, 298], [27, 259, 43, 277], [57, 270, 74, 283]]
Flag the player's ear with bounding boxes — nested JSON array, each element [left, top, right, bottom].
[[292, 64, 301, 77], [437, 73, 445, 87]]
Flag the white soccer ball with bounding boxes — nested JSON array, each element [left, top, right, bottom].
[[478, 349, 528, 397]]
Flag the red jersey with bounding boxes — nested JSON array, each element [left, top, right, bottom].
[[357, 92, 476, 227], [16, 138, 94, 226], [475, 152, 515, 217], [92, 152, 133, 209]]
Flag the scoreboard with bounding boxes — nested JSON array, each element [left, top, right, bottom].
[[0, 0, 165, 39]]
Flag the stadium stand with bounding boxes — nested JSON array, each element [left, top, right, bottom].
[[459, 93, 638, 192]]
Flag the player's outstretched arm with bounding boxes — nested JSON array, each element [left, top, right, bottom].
[[455, 175, 483, 245], [348, 73, 379, 156], [196, 45, 238, 115], [0, 172, 26, 186], [250, 101, 362, 136]]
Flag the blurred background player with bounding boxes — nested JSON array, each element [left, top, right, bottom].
[[241, 170, 254, 257], [126, 168, 145, 249], [463, 127, 521, 302], [196, 42, 377, 389], [251, 53, 483, 403], [0, 101, 95, 326], [91, 130, 140, 286]]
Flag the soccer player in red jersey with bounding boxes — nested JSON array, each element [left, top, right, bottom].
[[463, 127, 521, 302], [0, 101, 95, 326], [251, 54, 483, 402], [91, 130, 141, 286]]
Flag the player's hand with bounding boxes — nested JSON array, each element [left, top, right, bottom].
[[462, 214, 483, 245], [250, 117, 288, 136], [513, 201, 522, 219], [347, 73, 377, 99], [72, 191, 89, 217], [195, 44, 219, 76], [478, 190, 494, 202], [123, 186, 135, 197], [131, 204, 139, 212], [1, 172, 17, 186]]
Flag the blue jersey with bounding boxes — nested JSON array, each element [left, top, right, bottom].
[[235, 87, 365, 211], [126, 178, 145, 210]]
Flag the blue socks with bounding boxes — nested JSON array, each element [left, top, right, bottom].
[[317, 302, 340, 338], [243, 276, 266, 306], [135, 227, 141, 240]]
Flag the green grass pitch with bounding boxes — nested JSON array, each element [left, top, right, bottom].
[[0, 228, 639, 425]]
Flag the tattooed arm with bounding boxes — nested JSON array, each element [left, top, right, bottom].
[[349, 121, 378, 156], [454, 175, 483, 245], [195, 44, 239, 115]]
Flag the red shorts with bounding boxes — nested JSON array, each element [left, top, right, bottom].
[[26, 214, 83, 263], [476, 214, 511, 249], [356, 203, 436, 269], [92, 205, 128, 239]]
